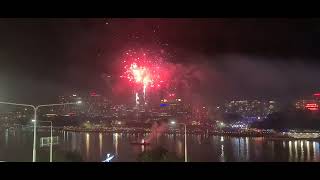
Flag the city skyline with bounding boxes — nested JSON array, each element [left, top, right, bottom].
[[1, 18, 320, 162], [1, 19, 320, 105]]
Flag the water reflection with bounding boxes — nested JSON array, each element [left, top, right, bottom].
[[300, 141, 304, 162], [253, 137, 263, 159], [239, 138, 243, 160], [238, 138, 249, 161], [294, 141, 298, 161], [313, 141, 320, 161], [289, 141, 292, 162], [85, 133, 90, 159], [238, 138, 241, 159], [271, 141, 274, 159], [220, 144, 225, 162], [67, 131, 69, 141], [219, 137, 225, 162], [197, 135, 201, 144], [71, 132, 76, 151], [245, 137, 249, 161], [99, 133, 103, 157], [313, 142, 316, 161], [306, 141, 310, 161], [5, 129, 8, 147], [177, 140, 183, 158], [2, 129, 320, 162], [227, 137, 250, 161], [113, 133, 119, 155], [231, 138, 237, 159]]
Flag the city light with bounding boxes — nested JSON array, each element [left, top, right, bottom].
[[2, 19, 320, 163], [305, 103, 319, 111]]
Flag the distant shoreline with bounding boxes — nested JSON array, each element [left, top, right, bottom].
[[4, 125, 320, 140], [60, 128, 320, 140]]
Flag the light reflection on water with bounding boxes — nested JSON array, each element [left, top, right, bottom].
[[5, 129, 8, 147], [85, 133, 90, 159], [306, 141, 310, 161], [300, 141, 304, 162], [71, 132, 76, 151], [99, 133, 103, 157], [289, 141, 292, 162], [113, 133, 119, 156], [294, 141, 298, 161], [313, 142, 317, 161], [286, 140, 320, 162], [246, 137, 249, 161], [220, 137, 225, 162], [1, 130, 320, 162], [176, 140, 183, 158], [220, 144, 225, 162]]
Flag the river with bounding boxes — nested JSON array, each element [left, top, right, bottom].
[[0, 129, 320, 162]]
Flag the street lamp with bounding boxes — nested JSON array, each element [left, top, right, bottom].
[[33, 120, 53, 162], [0, 101, 82, 162], [170, 121, 188, 162], [219, 122, 225, 127]]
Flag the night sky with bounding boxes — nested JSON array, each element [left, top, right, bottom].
[[1, 18, 320, 105]]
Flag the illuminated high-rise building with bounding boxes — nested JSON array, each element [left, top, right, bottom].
[[223, 100, 279, 118], [57, 94, 83, 115]]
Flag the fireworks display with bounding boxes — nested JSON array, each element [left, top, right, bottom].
[[120, 48, 171, 105]]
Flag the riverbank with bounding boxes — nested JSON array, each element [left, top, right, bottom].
[[4, 125, 320, 140]]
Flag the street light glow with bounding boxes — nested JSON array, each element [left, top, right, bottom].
[[219, 122, 225, 128], [0, 101, 83, 162], [168, 121, 187, 162]]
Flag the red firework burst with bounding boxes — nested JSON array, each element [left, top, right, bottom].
[[120, 49, 169, 91]]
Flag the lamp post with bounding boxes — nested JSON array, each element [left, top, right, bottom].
[[33, 120, 53, 162], [170, 121, 187, 162], [0, 101, 82, 162]]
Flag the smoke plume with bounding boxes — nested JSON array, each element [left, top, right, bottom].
[[145, 120, 168, 143]]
